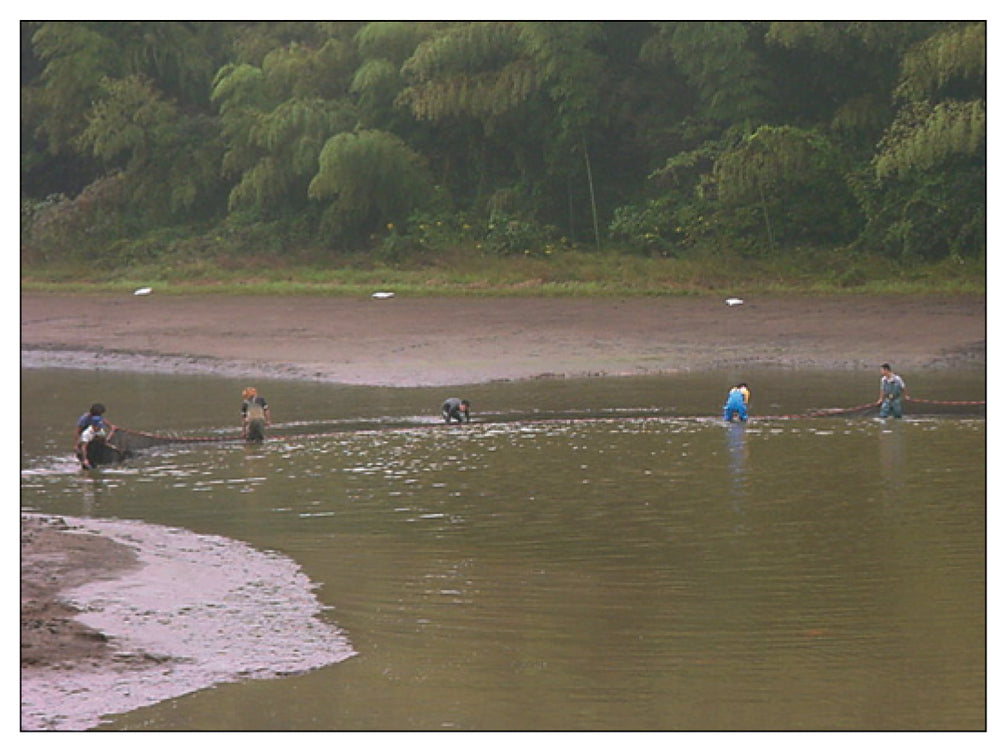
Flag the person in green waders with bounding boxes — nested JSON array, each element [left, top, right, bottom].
[[878, 363, 907, 418], [241, 387, 272, 442]]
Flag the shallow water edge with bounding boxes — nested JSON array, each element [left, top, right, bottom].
[[20, 513, 355, 731]]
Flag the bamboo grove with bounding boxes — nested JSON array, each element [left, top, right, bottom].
[[21, 21, 985, 268]]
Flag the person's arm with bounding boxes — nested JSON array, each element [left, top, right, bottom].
[[78, 428, 91, 468]]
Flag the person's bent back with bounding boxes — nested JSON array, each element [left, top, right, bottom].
[[441, 398, 471, 424]]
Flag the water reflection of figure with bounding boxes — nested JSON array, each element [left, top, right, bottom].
[[79, 474, 107, 515], [726, 421, 749, 508], [878, 421, 906, 498]]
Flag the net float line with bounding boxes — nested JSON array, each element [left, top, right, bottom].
[[757, 401, 881, 421], [107, 426, 236, 453], [906, 397, 985, 406], [95, 394, 985, 454]]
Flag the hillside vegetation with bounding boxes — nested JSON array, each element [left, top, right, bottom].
[[21, 22, 984, 292]]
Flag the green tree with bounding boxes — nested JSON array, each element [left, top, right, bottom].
[[396, 21, 549, 228], [78, 75, 224, 221], [24, 22, 235, 191], [351, 22, 438, 128], [764, 22, 939, 153], [26, 22, 123, 156], [23, 21, 238, 258], [648, 22, 773, 125], [397, 22, 633, 243], [20, 20, 989, 267], [308, 129, 434, 242], [211, 30, 360, 217], [517, 22, 607, 246], [710, 125, 861, 249], [859, 22, 985, 259]]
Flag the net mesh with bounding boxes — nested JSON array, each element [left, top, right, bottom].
[[107, 427, 230, 453]]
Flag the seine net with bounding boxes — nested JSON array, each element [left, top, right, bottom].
[[107, 427, 231, 453]]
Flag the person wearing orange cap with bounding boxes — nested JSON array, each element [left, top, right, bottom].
[[241, 387, 272, 442]]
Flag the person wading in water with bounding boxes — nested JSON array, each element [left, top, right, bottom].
[[723, 383, 751, 423], [241, 387, 272, 442], [74, 403, 119, 468], [441, 397, 471, 424], [877, 363, 907, 419]]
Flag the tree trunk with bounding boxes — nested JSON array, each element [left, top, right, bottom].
[[582, 138, 601, 250]]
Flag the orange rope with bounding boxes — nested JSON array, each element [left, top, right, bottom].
[[759, 401, 881, 421], [101, 395, 985, 449], [759, 396, 984, 421], [907, 397, 985, 406], [110, 426, 233, 444]]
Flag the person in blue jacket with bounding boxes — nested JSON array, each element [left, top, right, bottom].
[[723, 383, 751, 422], [76, 403, 110, 437]]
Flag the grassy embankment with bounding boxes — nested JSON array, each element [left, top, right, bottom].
[[20, 246, 984, 297]]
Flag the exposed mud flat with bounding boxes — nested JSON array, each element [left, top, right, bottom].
[[21, 514, 355, 731], [20, 294, 986, 386]]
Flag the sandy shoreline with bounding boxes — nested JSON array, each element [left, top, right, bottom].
[[21, 293, 986, 386], [19, 292, 987, 729], [21, 514, 355, 731]]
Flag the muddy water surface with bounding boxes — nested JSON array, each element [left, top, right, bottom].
[[20, 368, 985, 730]]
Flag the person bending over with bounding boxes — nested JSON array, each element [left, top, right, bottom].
[[241, 387, 272, 442], [441, 398, 471, 424], [723, 383, 750, 423], [75, 403, 117, 468]]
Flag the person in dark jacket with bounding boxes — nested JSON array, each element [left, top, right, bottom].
[[441, 397, 471, 424]]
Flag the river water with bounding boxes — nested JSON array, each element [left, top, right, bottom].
[[20, 367, 985, 730]]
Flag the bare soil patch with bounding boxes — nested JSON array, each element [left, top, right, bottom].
[[20, 293, 987, 386]]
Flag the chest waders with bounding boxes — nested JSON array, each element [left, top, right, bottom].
[[245, 400, 266, 442], [881, 378, 904, 418]]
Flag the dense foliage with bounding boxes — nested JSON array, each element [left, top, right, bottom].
[[21, 21, 985, 269]]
